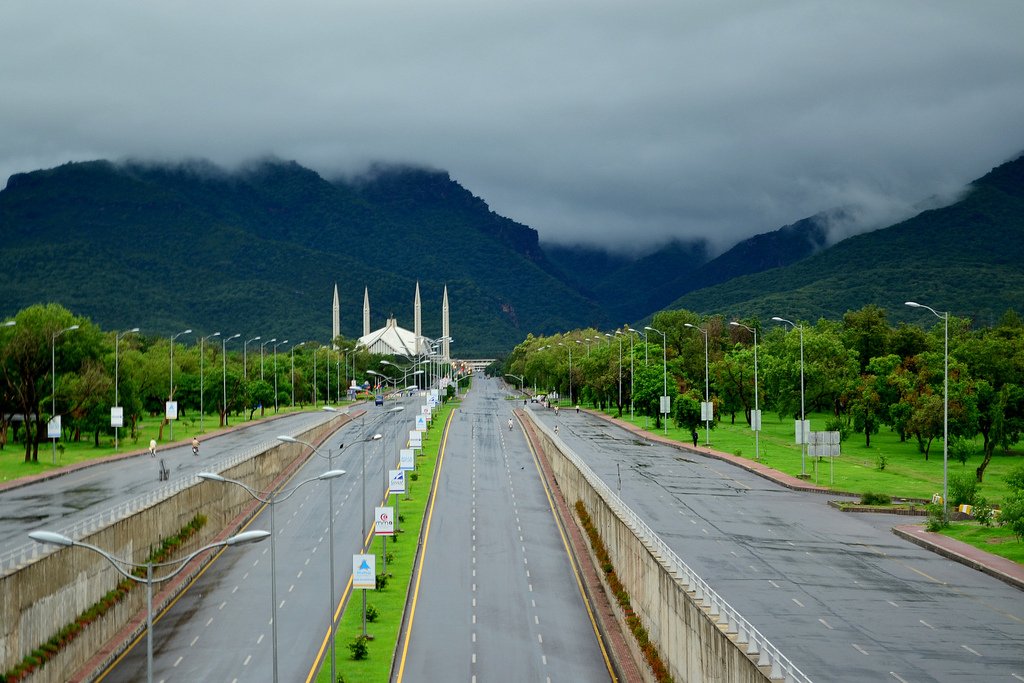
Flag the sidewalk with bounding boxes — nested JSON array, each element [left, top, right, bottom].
[[586, 409, 1024, 592]]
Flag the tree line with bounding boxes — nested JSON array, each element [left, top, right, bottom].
[[503, 304, 1024, 483], [0, 303, 398, 463]]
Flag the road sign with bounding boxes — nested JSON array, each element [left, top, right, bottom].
[[375, 506, 394, 536], [660, 395, 671, 414], [751, 409, 761, 431], [353, 554, 375, 589], [165, 401, 178, 420], [110, 406, 123, 428], [415, 415, 427, 432], [701, 401, 713, 421], [400, 448, 415, 470], [389, 469, 406, 494], [47, 415, 61, 439], [409, 431, 422, 449]]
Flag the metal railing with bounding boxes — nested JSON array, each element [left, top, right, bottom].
[[533, 415, 812, 683]]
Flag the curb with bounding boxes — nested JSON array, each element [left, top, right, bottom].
[[892, 525, 1024, 592]]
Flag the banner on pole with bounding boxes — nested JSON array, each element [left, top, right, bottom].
[[353, 554, 376, 589], [374, 507, 394, 536]]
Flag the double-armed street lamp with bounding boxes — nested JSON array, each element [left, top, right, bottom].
[[199, 332, 221, 433], [730, 321, 760, 460], [906, 300, 950, 520], [273, 340, 288, 411], [114, 327, 139, 451], [197, 469, 345, 683], [772, 316, 807, 476], [222, 334, 240, 426], [30, 528, 269, 683], [168, 329, 192, 441], [51, 323, 80, 463], [644, 326, 669, 435]]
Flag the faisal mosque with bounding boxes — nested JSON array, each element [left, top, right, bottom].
[[332, 282, 450, 361]]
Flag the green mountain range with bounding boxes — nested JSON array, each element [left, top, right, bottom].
[[1, 153, 1021, 355]]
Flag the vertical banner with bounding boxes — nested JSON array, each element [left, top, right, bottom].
[[388, 469, 406, 494], [165, 401, 178, 420], [795, 419, 810, 444], [47, 415, 61, 439], [111, 406, 124, 428], [374, 507, 394, 536], [660, 395, 671, 415], [751, 409, 761, 431], [409, 431, 422, 449], [415, 415, 427, 432], [700, 401, 713, 421], [400, 448, 415, 470], [353, 554, 376, 589]]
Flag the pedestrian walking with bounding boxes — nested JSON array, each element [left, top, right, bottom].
[[691, 429, 698, 447], [149, 439, 157, 457]]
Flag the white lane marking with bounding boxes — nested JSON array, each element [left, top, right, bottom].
[[534, 615, 539, 625], [537, 633, 543, 644], [768, 580, 780, 588], [190, 636, 199, 646], [919, 619, 935, 629], [174, 656, 183, 667], [206, 617, 214, 627], [1010, 673, 1024, 681], [887, 600, 899, 608], [792, 598, 804, 608], [232, 586, 239, 594], [852, 644, 869, 655], [961, 644, 982, 656], [242, 572, 249, 580], [472, 632, 476, 642], [219, 601, 227, 610], [243, 654, 252, 665], [890, 672, 910, 683], [257, 634, 264, 644], [818, 618, 833, 630], [289, 585, 295, 593]]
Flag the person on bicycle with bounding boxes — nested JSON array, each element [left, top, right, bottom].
[[508, 417, 513, 430], [191, 436, 199, 456]]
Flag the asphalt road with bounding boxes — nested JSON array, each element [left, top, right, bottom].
[[395, 377, 613, 682], [97, 400, 415, 682], [530, 406, 1024, 683]]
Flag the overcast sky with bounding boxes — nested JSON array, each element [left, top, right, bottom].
[[3, 1, 1023, 254]]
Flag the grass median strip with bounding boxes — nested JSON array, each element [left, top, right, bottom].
[[316, 400, 455, 683]]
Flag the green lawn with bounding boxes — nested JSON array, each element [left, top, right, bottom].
[[318, 400, 455, 683], [941, 523, 1024, 564], [0, 403, 348, 484]]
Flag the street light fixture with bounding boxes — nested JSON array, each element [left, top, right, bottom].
[[906, 300, 950, 520], [273, 340, 288, 412], [644, 326, 668, 435], [114, 327, 139, 451], [29, 528, 269, 683], [199, 332, 221, 433], [275, 435, 345, 683], [730, 321, 760, 460], [197, 469, 345, 683], [222, 334, 240, 427], [243, 336, 260, 380], [51, 324, 80, 463], [260, 338, 277, 381], [168, 329, 192, 442], [772, 316, 807, 476], [684, 323, 711, 445]]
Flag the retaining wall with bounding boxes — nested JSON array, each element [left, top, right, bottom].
[[1, 413, 347, 682]]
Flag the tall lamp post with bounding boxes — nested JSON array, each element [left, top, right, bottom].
[[197, 470, 345, 683], [29, 529, 269, 683], [243, 336, 260, 381], [168, 328, 192, 441], [772, 317, 807, 476], [644, 326, 668, 434], [609, 332, 622, 416], [273, 340, 288, 412], [906, 300, 949, 520], [291, 342, 305, 407], [684, 323, 711, 444], [199, 332, 221, 433], [260, 338, 277, 381], [505, 374, 524, 395], [221, 334, 240, 427], [51, 323, 80, 463], [275, 435, 344, 683], [114, 327, 139, 451], [359, 432, 383, 539], [730, 322, 760, 460]]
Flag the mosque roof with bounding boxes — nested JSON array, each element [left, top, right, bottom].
[[357, 317, 431, 356]]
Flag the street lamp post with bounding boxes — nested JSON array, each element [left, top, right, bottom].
[[243, 336, 260, 380], [558, 342, 573, 407], [730, 322, 760, 460], [260, 338, 277, 381], [505, 374, 524, 395], [273, 340, 288, 412], [906, 301, 950, 520], [381, 406, 406, 509], [197, 470, 345, 683], [168, 329, 192, 442], [684, 323, 711, 445], [29, 529, 269, 683], [609, 332, 622, 416], [275, 435, 345, 683], [199, 332, 221, 433], [221, 334, 240, 427], [291, 342, 305, 407], [51, 323, 80, 463], [772, 317, 807, 476], [114, 327, 139, 451], [360, 432, 383, 539], [645, 326, 668, 434]]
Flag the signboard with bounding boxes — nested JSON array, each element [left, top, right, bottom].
[[400, 448, 415, 470], [353, 554, 376, 589], [111, 406, 124, 428], [388, 469, 406, 494], [47, 415, 61, 439], [421, 405, 432, 421], [415, 415, 427, 432], [374, 506, 394, 536], [750, 409, 761, 432], [809, 431, 841, 457], [794, 419, 810, 445], [701, 401, 713, 422], [660, 395, 671, 415], [165, 401, 178, 420], [409, 431, 422, 449]]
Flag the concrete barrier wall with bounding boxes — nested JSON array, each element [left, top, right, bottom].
[[1, 414, 347, 682], [526, 411, 772, 683]]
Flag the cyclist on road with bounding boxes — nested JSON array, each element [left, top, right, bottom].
[[192, 436, 200, 456], [508, 417, 513, 431]]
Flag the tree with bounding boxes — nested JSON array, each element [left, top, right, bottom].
[[849, 373, 882, 447], [842, 305, 891, 372], [673, 390, 703, 436]]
